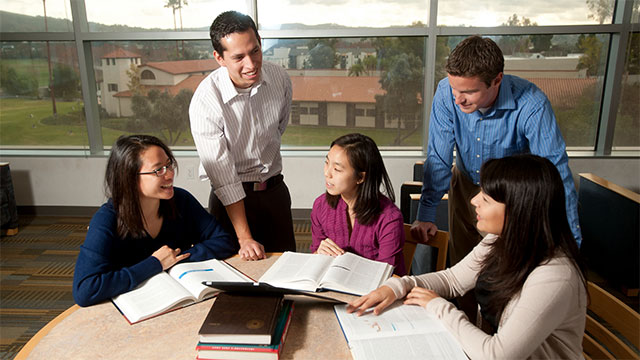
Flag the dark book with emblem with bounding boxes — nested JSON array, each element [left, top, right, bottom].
[[198, 293, 284, 345]]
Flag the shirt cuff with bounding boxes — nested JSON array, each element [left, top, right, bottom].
[[416, 203, 437, 223], [213, 182, 246, 206]]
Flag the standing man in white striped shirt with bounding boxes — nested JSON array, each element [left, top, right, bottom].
[[189, 11, 296, 260]]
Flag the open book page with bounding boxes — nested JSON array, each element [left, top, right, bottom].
[[112, 272, 195, 323], [167, 259, 253, 301], [320, 252, 393, 296], [258, 252, 334, 292], [334, 303, 467, 360], [350, 333, 467, 360]]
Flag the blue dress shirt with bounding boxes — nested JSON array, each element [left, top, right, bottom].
[[418, 75, 582, 246]]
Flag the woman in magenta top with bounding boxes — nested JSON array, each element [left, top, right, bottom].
[[311, 133, 406, 275]]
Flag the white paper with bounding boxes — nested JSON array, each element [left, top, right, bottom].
[[334, 303, 467, 360]]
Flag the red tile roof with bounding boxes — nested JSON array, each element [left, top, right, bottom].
[[290, 76, 384, 103], [102, 49, 142, 59], [114, 74, 207, 98], [528, 77, 598, 108], [143, 60, 219, 75]]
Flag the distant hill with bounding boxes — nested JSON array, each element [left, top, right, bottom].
[[0, 11, 208, 32], [0, 11, 363, 33]]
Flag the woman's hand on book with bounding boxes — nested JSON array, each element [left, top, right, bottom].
[[152, 245, 190, 270], [346, 285, 397, 316], [316, 238, 345, 257], [403, 286, 440, 308]]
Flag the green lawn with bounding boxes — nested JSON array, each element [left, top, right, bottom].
[[1, 97, 423, 148], [282, 125, 422, 147], [2, 58, 52, 87]]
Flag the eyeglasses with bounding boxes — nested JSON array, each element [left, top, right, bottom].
[[138, 162, 177, 177]]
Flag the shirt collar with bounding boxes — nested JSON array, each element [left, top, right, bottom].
[[492, 75, 516, 111], [218, 66, 268, 104]]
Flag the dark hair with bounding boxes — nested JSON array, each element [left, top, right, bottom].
[[105, 135, 177, 239], [445, 35, 504, 87], [209, 11, 260, 56], [326, 133, 395, 225], [477, 154, 586, 324]]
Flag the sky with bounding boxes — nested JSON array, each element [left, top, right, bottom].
[[0, 0, 613, 30]]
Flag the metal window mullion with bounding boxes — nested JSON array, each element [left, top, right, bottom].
[[70, 0, 103, 154], [250, 0, 258, 28], [422, 0, 439, 156], [595, 0, 633, 155], [437, 24, 622, 36]]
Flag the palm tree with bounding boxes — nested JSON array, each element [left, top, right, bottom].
[[164, 0, 179, 57], [42, 0, 57, 115]]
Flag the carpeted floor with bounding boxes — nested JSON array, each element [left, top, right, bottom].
[[1, 216, 637, 359], [0, 216, 88, 359], [0, 215, 312, 359]]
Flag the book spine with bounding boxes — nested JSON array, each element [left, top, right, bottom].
[[196, 345, 276, 353]]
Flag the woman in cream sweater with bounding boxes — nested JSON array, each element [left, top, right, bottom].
[[348, 154, 587, 359]]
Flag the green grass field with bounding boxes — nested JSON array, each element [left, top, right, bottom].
[[2, 59, 52, 87], [0, 97, 423, 148]]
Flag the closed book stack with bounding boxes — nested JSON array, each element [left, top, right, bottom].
[[197, 298, 294, 360]]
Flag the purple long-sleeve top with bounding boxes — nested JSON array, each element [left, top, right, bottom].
[[310, 193, 406, 276]]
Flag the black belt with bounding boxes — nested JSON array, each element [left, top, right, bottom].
[[242, 174, 283, 192]]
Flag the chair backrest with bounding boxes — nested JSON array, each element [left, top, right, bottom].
[[403, 224, 449, 273], [583, 281, 640, 360]]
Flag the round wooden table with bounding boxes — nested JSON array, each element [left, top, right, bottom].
[[16, 254, 357, 360]]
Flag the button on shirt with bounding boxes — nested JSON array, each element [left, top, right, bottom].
[[419, 75, 582, 245], [189, 62, 292, 206]]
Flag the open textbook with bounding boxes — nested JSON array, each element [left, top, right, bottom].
[[258, 252, 394, 296], [112, 258, 253, 324], [334, 303, 467, 360]]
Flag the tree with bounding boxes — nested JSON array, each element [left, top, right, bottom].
[[586, 0, 613, 24], [0, 65, 39, 97], [126, 63, 142, 95], [499, 14, 537, 55], [348, 62, 365, 77], [164, 0, 188, 57], [306, 42, 338, 69], [51, 64, 80, 100], [376, 53, 423, 145], [576, 34, 605, 76], [530, 34, 553, 53], [130, 89, 193, 145]]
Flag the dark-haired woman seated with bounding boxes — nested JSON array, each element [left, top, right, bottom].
[[348, 154, 587, 359], [73, 135, 237, 307], [311, 133, 406, 275]]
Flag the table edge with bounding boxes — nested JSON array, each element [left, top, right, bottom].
[[14, 304, 80, 360]]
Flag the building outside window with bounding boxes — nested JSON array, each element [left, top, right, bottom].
[[0, 0, 637, 154]]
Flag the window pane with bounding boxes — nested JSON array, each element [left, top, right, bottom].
[[84, 0, 247, 32], [633, 0, 640, 23], [268, 37, 425, 147], [1, 41, 85, 148], [92, 40, 213, 149], [613, 32, 639, 149], [1, 0, 73, 32], [436, 35, 610, 149], [438, 0, 614, 26], [257, 0, 429, 29]]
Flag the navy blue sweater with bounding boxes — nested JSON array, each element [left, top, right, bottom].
[[72, 187, 238, 306]]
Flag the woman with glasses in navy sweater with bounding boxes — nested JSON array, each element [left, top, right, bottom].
[[73, 135, 237, 307]]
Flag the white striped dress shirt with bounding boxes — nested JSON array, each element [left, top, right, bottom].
[[189, 61, 292, 206]]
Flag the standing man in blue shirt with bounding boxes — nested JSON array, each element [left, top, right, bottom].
[[412, 35, 581, 269]]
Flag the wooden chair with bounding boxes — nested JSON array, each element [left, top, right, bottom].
[[402, 223, 449, 274], [583, 281, 640, 360]]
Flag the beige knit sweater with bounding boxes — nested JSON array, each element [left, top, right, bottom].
[[384, 234, 587, 360]]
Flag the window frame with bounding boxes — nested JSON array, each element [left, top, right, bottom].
[[0, 0, 637, 157]]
